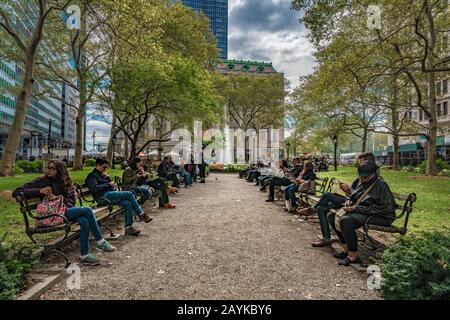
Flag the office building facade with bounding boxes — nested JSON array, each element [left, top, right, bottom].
[[0, 1, 78, 159], [182, 0, 228, 60]]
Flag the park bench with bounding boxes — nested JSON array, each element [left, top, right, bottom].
[[15, 185, 122, 268]]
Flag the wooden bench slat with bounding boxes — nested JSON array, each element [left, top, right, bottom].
[[392, 192, 411, 201]]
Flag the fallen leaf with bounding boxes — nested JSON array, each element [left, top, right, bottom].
[[157, 270, 165, 274], [336, 284, 341, 287]]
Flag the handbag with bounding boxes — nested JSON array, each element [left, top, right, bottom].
[[36, 195, 66, 228], [335, 179, 379, 232]]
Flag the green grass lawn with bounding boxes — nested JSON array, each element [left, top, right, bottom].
[[317, 167, 450, 234], [0, 167, 124, 245]]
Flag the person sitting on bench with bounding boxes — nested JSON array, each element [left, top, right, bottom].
[[136, 166, 177, 210], [122, 157, 154, 205], [158, 156, 180, 190], [13, 159, 116, 266], [184, 155, 198, 183], [246, 160, 265, 183], [330, 162, 396, 266], [259, 160, 288, 191], [284, 161, 316, 212], [86, 158, 152, 237], [239, 164, 254, 179], [299, 152, 379, 248], [174, 160, 193, 188], [266, 157, 303, 202]]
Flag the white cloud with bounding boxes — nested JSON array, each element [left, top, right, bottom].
[[85, 120, 111, 151]]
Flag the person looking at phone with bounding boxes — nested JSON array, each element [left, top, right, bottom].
[[86, 158, 149, 237], [297, 153, 378, 248]]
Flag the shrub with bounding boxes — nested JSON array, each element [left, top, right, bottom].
[[15, 160, 43, 173], [0, 235, 39, 300], [438, 169, 450, 177], [224, 164, 248, 173], [13, 167, 24, 175], [84, 158, 96, 167], [415, 159, 450, 174], [379, 230, 450, 300], [380, 165, 393, 170], [401, 166, 415, 172], [436, 159, 450, 171]]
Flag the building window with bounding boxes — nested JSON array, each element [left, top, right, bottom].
[[443, 101, 448, 116], [443, 79, 448, 95], [437, 103, 442, 116]]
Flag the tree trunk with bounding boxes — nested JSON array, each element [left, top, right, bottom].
[[0, 58, 35, 176], [73, 83, 86, 171], [393, 134, 400, 170], [107, 113, 119, 165], [361, 129, 368, 153], [124, 133, 130, 161], [391, 78, 400, 171], [426, 72, 438, 176]]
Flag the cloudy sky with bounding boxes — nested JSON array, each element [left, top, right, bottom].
[[228, 0, 315, 89], [85, 0, 315, 150]]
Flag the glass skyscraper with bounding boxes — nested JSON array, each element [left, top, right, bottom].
[[182, 0, 228, 60]]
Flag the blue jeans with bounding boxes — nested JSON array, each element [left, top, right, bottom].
[[182, 171, 192, 186], [66, 207, 103, 256], [315, 192, 346, 242], [102, 191, 143, 228], [130, 186, 151, 205], [284, 183, 298, 207]]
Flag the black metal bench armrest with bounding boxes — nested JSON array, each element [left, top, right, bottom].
[[33, 213, 70, 225], [96, 197, 113, 212], [74, 183, 96, 207]]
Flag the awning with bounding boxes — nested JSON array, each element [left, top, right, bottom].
[[387, 143, 420, 152]]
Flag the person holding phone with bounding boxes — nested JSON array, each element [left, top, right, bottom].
[[298, 153, 377, 248], [85, 158, 150, 237]]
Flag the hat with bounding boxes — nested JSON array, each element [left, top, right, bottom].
[[358, 161, 376, 177]]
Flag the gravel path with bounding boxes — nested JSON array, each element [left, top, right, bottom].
[[41, 173, 380, 300]]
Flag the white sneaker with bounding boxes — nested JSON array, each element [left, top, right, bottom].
[[285, 200, 292, 212]]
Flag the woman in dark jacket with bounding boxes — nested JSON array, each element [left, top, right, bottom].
[[13, 160, 116, 266]]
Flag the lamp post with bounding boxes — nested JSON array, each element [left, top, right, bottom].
[[112, 135, 117, 169], [332, 135, 338, 171], [47, 119, 54, 154], [286, 142, 291, 160]]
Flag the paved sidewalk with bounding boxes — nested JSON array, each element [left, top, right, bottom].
[[41, 173, 380, 300]]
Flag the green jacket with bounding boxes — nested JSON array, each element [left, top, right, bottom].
[[122, 167, 138, 189]]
